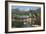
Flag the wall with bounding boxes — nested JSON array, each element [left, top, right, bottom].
[[0, 0, 46, 34]]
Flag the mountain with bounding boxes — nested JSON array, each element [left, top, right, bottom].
[[12, 8, 41, 14]]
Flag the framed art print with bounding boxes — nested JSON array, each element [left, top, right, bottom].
[[5, 1, 45, 33]]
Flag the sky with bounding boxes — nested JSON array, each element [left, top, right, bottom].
[[12, 6, 40, 11]]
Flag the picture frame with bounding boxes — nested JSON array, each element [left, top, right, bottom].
[[5, 1, 45, 33]]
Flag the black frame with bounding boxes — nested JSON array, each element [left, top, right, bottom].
[[5, 1, 45, 33]]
